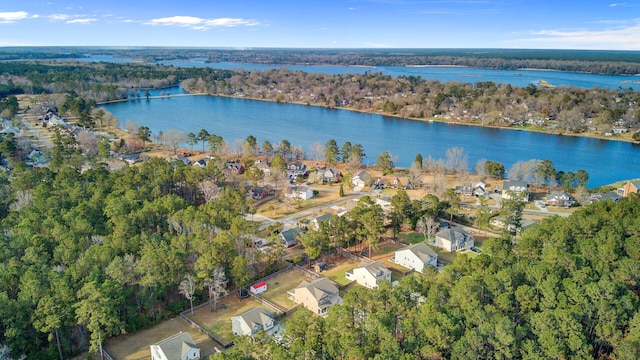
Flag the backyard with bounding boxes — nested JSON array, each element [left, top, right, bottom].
[[187, 296, 276, 346], [319, 257, 360, 286], [260, 269, 314, 310], [104, 316, 220, 360]]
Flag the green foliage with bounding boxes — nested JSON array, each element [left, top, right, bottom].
[[325, 139, 339, 164], [485, 160, 506, 179], [375, 151, 394, 175]]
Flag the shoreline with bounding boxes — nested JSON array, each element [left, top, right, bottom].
[[176, 88, 639, 146]]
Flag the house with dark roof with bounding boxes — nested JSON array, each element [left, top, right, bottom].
[[393, 243, 438, 273], [280, 228, 301, 248], [590, 192, 621, 204], [150, 332, 200, 360], [231, 307, 275, 336], [286, 162, 307, 177], [434, 227, 475, 252], [288, 278, 342, 316], [311, 213, 333, 231], [345, 261, 392, 289], [351, 170, 372, 189], [321, 167, 341, 183]]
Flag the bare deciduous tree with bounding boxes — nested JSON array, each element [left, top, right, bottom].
[[205, 267, 229, 312], [178, 274, 196, 315]]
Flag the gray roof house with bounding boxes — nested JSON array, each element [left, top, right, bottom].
[[345, 261, 392, 289], [435, 227, 475, 252], [231, 307, 276, 336], [545, 190, 576, 207], [280, 228, 301, 248], [288, 278, 342, 316], [393, 243, 438, 273], [150, 332, 200, 360], [502, 180, 530, 202]]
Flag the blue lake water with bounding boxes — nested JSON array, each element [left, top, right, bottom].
[[102, 90, 640, 188]]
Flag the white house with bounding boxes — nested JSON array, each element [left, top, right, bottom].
[[310, 213, 333, 231], [502, 180, 530, 202], [351, 170, 372, 189], [545, 190, 576, 207], [285, 185, 314, 200], [393, 243, 438, 273], [250, 281, 268, 295], [231, 307, 276, 336], [345, 261, 392, 289], [434, 227, 475, 252], [150, 332, 200, 360]]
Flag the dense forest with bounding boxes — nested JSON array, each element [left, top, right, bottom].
[[218, 196, 640, 360], [0, 129, 639, 358]]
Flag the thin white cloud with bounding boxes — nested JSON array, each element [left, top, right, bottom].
[[48, 13, 70, 21], [0, 11, 30, 23], [510, 20, 640, 50], [67, 18, 97, 24], [146, 16, 259, 30], [609, 3, 627, 7]]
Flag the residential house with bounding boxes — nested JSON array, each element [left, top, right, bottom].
[[351, 170, 372, 189], [280, 228, 301, 248], [254, 160, 271, 176], [473, 180, 488, 197], [372, 196, 393, 213], [590, 192, 621, 204], [620, 181, 640, 197], [249, 185, 275, 200], [285, 185, 314, 200], [231, 307, 275, 336], [376, 176, 412, 190], [490, 216, 537, 233], [434, 227, 475, 252], [502, 180, 530, 202], [286, 162, 307, 178], [192, 159, 209, 168], [545, 190, 576, 207], [226, 162, 245, 175], [455, 184, 474, 196], [345, 261, 392, 289], [393, 243, 438, 273], [321, 167, 341, 183], [150, 332, 200, 360], [288, 278, 342, 316], [311, 213, 333, 231]]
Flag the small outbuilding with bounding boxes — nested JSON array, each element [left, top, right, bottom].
[[250, 281, 268, 295]]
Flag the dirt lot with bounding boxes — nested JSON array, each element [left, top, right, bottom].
[[104, 316, 220, 360]]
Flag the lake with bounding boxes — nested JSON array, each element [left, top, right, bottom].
[[102, 90, 640, 188]]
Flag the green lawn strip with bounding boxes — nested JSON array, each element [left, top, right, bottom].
[[322, 258, 360, 286], [261, 271, 312, 310]]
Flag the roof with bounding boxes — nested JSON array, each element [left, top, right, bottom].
[[295, 278, 339, 302], [503, 180, 529, 189], [280, 228, 301, 242], [398, 242, 437, 262], [152, 332, 198, 360], [233, 307, 274, 329], [436, 227, 471, 243], [360, 261, 390, 277], [314, 213, 333, 223], [251, 281, 267, 289]]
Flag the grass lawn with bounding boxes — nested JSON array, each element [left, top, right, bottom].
[[432, 246, 458, 264], [188, 297, 271, 345], [370, 242, 412, 273], [104, 316, 220, 360], [261, 270, 313, 310], [322, 258, 360, 286], [406, 232, 429, 244]]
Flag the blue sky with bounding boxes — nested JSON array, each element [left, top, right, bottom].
[[0, 1, 639, 49]]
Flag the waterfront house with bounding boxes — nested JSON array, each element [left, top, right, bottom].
[[502, 180, 530, 202], [620, 181, 640, 197], [590, 192, 621, 204], [231, 307, 275, 336], [150, 332, 200, 360], [286, 162, 307, 178], [545, 190, 576, 207], [351, 170, 372, 189], [345, 261, 392, 289], [392, 243, 438, 273], [321, 167, 341, 183], [288, 278, 342, 316], [434, 227, 475, 252]]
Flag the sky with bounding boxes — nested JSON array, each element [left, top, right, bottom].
[[0, 1, 639, 50]]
